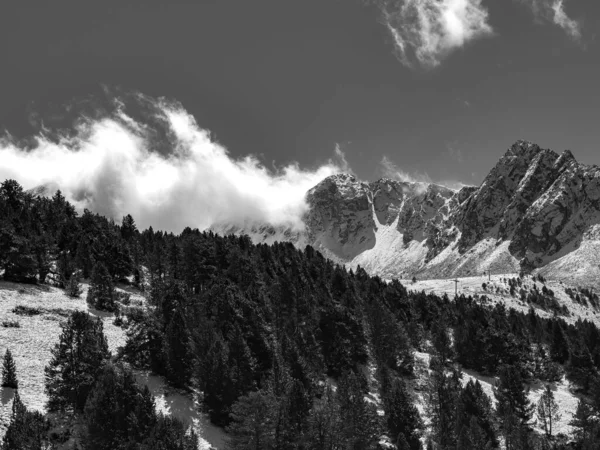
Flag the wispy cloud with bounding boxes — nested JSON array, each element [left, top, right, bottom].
[[380, 155, 433, 184], [0, 93, 348, 233], [380, 155, 470, 191], [517, 0, 582, 40], [371, 0, 493, 68], [447, 143, 464, 163]]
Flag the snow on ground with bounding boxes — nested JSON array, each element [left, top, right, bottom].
[[539, 225, 600, 290], [0, 281, 226, 449], [135, 371, 226, 450], [401, 273, 600, 326], [415, 351, 580, 443], [349, 215, 428, 280]]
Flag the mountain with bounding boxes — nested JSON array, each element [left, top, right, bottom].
[[226, 141, 600, 286]]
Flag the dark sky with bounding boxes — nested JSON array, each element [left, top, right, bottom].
[[1, 0, 599, 185]]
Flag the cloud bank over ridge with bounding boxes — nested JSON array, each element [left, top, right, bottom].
[[0, 94, 346, 233]]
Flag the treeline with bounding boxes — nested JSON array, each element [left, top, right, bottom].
[[4, 178, 600, 449]]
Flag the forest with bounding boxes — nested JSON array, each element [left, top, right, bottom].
[[3, 178, 600, 450]]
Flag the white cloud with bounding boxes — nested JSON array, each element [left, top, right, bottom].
[[380, 155, 432, 184], [373, 0, 493, 68], [380, 155, 469, 191], [518, 0, 582, 40], [0, 95, 348, 233]]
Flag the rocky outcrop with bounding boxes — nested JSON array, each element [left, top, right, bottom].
[[220, 141, 600, 284]]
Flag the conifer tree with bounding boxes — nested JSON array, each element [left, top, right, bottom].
[[306, 385, 344, 449], [227, 389, 278, 449], [383, 379, 422, 450], [537, 385, 561, 437], [1, 391, 50, 449], [570, 399, 598, 444], [165, 307, 192, 388], [87, 262, 116, 311], [66, 272, 83, 298], [428, 358, 461, 448], [2, 349, 18, 389], [45, 311, 110, 412], [338, 370, 380, 448], [456, 380, 497, 448], [494, 365, 534, 427]]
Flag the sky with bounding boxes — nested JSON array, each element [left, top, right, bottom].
[[1, 0, 599, 230]]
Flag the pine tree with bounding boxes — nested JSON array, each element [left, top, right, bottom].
[[1, 390, 50, 449], [428, 358, 461, 448], [570, 399, 597, 444], [456, 380, 497, 448], [164, 307, 192, 388], [550, 321, 570, 364], [432, 315, 453, 364], [494, 365, 534, 449], [66, 272, 83, 298], [537, 385, 561, 437], [337, 370, 380, 449], [494, 365, 534, 427], [227, 389, 277, 449], [383, 379, 422, 450], [84, 363, 158, 449], [45, 311, 110, 412], [2, 349, 18, 389], [306, 385, 344, 450], [87, 262, 116, 311]]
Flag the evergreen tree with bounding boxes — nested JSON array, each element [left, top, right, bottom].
[[456, 380, 497, 448], [494, 365, 533, 450], [494, 365, 534, 428], [383, 379, 422, 450], [306, 385, 344, 450], [87, 262, 116, 311], [2, 349, 18, 389], [428, 358, 461, 449], [337, 370, 380, 449], [1, 391, 50, 449], [45, 311, 110, 412], [226, 389, 278, 450], [570, 399, 597, 444], [550, 321, 570, 364], [164, 307, 192, 388], [396, 433, 411, 450], [432, 315, 453, 364], [536, 385, 561, 437], [83, 363, 158, 450], [66, 272, 83, 298]]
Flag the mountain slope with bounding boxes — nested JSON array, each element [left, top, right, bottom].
[[229, 141, 600, 287]]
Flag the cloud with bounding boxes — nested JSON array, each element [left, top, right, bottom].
[[380, 155, 469, 191], [517, 0, 582, 40], [371, 0, 493, 68], [380, 155, 432, 184], [0, 94, 348, 233], [447, 143, 464, 162]]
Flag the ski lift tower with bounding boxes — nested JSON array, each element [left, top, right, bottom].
[[452, 278, 460, 297]]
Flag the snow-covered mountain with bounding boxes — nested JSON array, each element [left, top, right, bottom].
[[223, 141, 600, 286]]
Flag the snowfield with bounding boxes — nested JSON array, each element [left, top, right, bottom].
[[0, 281, 226, 449]]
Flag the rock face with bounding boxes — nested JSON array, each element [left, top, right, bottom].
[[223, 140, 600, 284]]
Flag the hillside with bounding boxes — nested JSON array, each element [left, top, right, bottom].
[[4, 177, 600, 449], [0, 281, 226, 449]]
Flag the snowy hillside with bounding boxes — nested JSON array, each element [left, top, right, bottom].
[[0, 281, 226, 449], [403, 273, 600, 326]]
